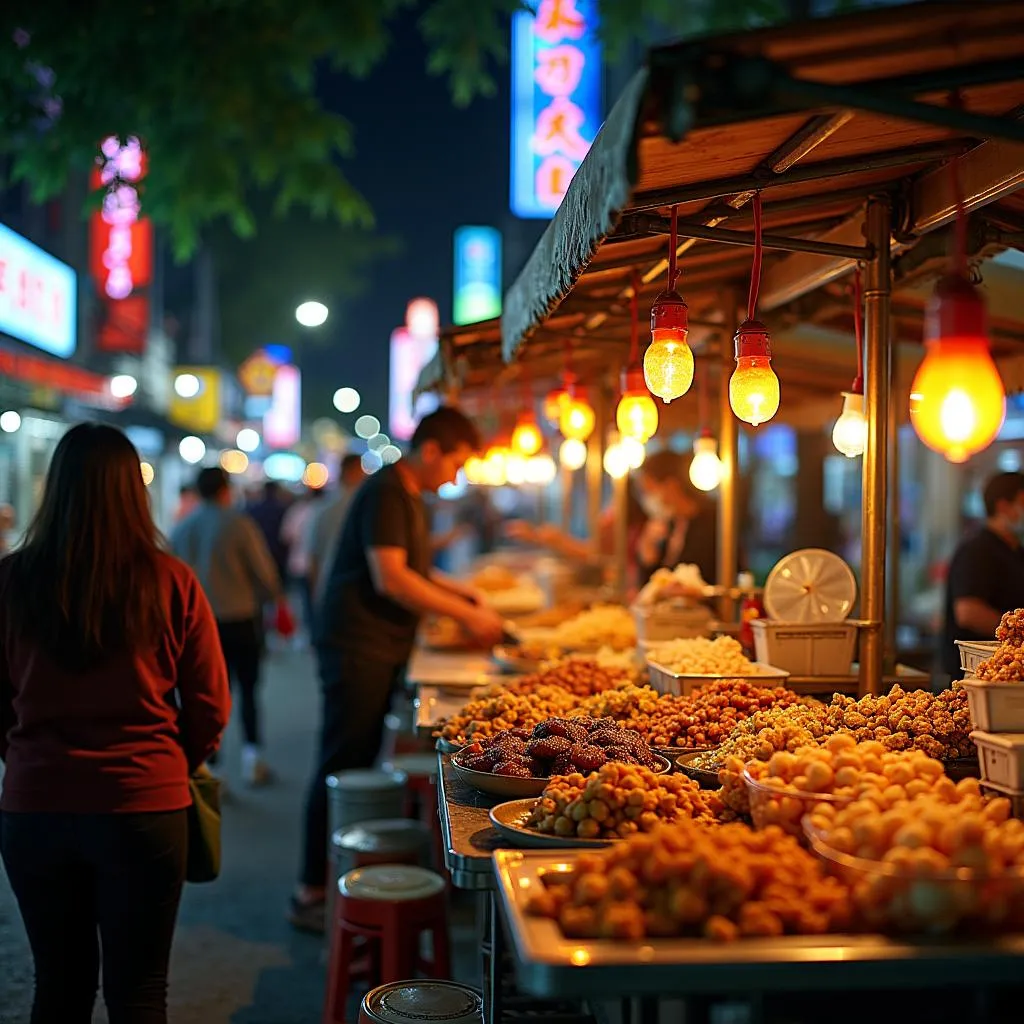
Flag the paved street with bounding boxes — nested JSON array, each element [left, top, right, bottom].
[[0, 647, 473, 1024]]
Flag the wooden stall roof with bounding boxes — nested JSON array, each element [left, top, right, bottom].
[[476, 0, 1024, 422]]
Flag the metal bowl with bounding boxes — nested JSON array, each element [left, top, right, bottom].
[[451, 751, 672, 799], [675, 751, 722, 789], [435, 736, 465, 755]]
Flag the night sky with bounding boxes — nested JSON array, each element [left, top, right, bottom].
[[303, 13, 545, 434]]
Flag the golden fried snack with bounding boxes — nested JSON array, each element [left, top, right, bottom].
[[646, 635, 754, 676]]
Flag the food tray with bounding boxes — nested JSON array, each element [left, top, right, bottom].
[[489, 798, 617, 849], [646, 659, 789, 697], [491, 850, 1024, 998], [632, 602, 713, 644], [971, 730, 1024, 789], [451, 751, 671, 799], [956, 640, 999, 676], [962, 678, 1024, 732], [751, 620, 858, 677]]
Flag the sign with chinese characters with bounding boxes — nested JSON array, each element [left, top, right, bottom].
[[453, 226, 502, 325], [90, 136, 153, 353], [389, 328, 438, 442], [168, 366, 223, 433], [510, 0, 601, 219], [0, 223, 77, 358], [263, 363, 302, 448]]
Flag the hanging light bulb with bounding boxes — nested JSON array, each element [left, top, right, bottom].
[[619, 436, 646, 470], [689, 432, 723, 492], [833, 392, 868, 459], [603, 441, 631, 480], [464, 455, 488, 485], [559, 437, 587, 470], [643, 207, 694, 403], [525, 453, 557, 486], [483, 444, 510, 487], [617, 276, 659, 442], [505, 452, 528, 485], [910, 275, 1005, 463], [511, 413, 543, 456], [560, 387, 595, 442], [729, 195, 779, 427], [543, 388, 569, 426]]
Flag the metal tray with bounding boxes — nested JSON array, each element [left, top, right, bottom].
[[489, 798, 617, 848], [646, 659, 790, 697], [492, 849, 1024, 998]]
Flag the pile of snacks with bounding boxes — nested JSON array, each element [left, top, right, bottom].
[[503, 659, 634, 699], [524, 820, 852, 940], [582, 681, 804, 749], [528, 763, 720, 840], [806, 780, 1024, 933], [438, 686, 576, 745], [974, 608, 1024, 681], [635, 563, 708, 606], [547, 605, 636, 651], [550, 648, 641, 675], [458, 718, 662, 778], [741, 734, 948, 838], [824, 684, 973, 760], [647, 635, 754, 676], [471, 565, 520, 592], [516, 602, 587, 629]]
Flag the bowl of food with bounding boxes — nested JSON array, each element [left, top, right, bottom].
[[744, 769, 853, 841]]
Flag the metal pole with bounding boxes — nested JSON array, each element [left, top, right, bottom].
[[859, 196, 892, 696], [885, 383, 900, 675], [560, 464, 573, 534], [613, 472, 629, 598], [586, 386, 608, 544], [717, 298, 739, 624]]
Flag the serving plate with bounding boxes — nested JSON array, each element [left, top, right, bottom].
[[451, 751, 672, 798], [489, 798, 617, 848], [674, 751, 722, 789]]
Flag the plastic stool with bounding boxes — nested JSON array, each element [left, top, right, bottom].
[[359, 981, 483, 1024], [323, 865, 451, 1024], [381, 754, 445, 876]]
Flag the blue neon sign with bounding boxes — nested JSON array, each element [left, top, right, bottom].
[[510, 0, 602, 220], [453, 226, 502, 325]]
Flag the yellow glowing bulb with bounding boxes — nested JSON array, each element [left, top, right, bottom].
[[511, 418, 543, 456], [619, 436, 645, 470], [559, 437, 587, 470], [832, 392, 868, 458], [140, 461, 155, 486], [464, 455, 487, 485], [643, 329, 694, 403], [483, 446, 509, 486], [302, 461, 329, 488], [220, 449, 249, 474], [525, 453, 557, 485], [603, 442, 631, 479], [689, 435, 723, 492], [616, 391, 658, 443], [729, 356, 780, 426], [909, 338, 1005, 463], [559, 397, 595, 441], [543, 389, 570, 425], [505, 453, 528, 485]]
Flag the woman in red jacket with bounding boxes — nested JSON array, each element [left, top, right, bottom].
[[0, 423, 231, 1024]]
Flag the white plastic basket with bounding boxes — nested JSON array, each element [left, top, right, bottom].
[[956, 640, 999, 676], [646, 659, 790, 697], [962, 678, 1024, 732], [631, 603, 713, 644], [971, 730, 1024, 790], [751, 620, 857, 677], [980, 779, 1024, 820]]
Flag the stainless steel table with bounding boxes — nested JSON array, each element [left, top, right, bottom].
[[436, 752, 503, 891]]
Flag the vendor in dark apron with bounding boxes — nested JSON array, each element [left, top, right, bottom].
[[634, 450, 719, 588]]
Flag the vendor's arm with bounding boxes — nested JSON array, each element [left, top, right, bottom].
[[430, 568, 484, 605], [506, 520, 598, 562], [953, 596, 1003, 637], [369, 549, 504, 644], [636, 517, 669, 573]]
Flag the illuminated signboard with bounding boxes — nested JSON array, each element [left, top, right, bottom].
[[263, 364, 302, 448], [0, 222, 77, 358], [389, 328, 439, 442], [510, 0, 601, 219], [453, 226, 502, 325]]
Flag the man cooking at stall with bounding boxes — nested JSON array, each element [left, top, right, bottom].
[[290, 405, 506, 932]]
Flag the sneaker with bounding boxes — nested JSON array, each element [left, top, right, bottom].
[[241, 746, 273, 787], [288, 896, 326, 934]]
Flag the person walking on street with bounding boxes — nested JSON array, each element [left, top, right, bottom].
[[247, 480, 291, 586], [0, 423, 230, 1024], [940, 471, 1024, 685], [280, 485, 326, 641], [305, 453, 366, 602], [290, 407, 506, 932], [172, 467, 282, 787]]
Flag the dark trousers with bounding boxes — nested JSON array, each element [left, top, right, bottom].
[[0, 809, 188, 1024], [299, 648, 402, 887], [216, 616, 263, 749]]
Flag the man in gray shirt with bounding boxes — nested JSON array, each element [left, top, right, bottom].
[[171, 467, 282, 786], [306, 453, 366, 602]]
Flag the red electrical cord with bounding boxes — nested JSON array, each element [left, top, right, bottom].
[[747, 193, 764, 320], [668, 206, 679, 290]]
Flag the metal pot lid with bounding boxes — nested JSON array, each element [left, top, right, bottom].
[[362, 981, 483, 1024], [763, 548, 857, 624], [332, 819, 430, 854]]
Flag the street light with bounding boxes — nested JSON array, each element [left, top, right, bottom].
[[333, 387, 360, 413], [179, 436, 206, 464], [174, 373, 201, 399], [110, 374, 138, 399], [236, 428, 261, 453], [295, 301, 329, 328], [0, 411, 21, 433]]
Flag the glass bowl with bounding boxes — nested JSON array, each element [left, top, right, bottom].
[[743, 769, 853, 842], [803, 817, 1024, 935]]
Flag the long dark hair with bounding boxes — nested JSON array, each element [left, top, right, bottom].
[[5, 423, 166, 668]]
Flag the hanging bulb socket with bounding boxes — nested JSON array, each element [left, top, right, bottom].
[[925, 272, 988, 342], [650, 288, 689, 335], [734, 319, 772, 360], [730, 319, 781, 427], [620, 364, 646, 395]]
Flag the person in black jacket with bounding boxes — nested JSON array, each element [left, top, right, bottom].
[[633, 450, 719, 588]]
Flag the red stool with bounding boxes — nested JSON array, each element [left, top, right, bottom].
[[323, 865, 451, 1024], [382, 755, 446, 877]]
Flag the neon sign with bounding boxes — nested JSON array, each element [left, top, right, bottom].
[[453, 226, 502, 325], [263, 364, 302, 449], [511, 0, 601, 219], [389, 328, 438, 442]]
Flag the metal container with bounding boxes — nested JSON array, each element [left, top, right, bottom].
[[359, 981, 483, 1024], [326, 769, 408, 838]]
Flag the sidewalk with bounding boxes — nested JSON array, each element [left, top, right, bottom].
[[0, 646, 473, 1024]]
